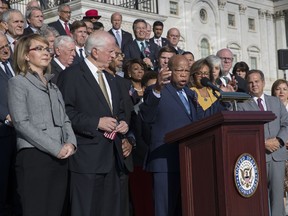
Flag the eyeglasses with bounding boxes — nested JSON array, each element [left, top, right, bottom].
[[220, 57, 233, 63], [29, 46, 51, 53], [174, 69, 190, 74], [61, 10, 72, 14], [195, 71, 209, 76], [115, 52, 125, 58], [169, 34, 180, 38], [0, 43, 10, 51]]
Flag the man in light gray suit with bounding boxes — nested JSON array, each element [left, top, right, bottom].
[[237, 69, 288, 216]]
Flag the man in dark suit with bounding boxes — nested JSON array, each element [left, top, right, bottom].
[[140, 55, 223, 216], [167, 27, 184, 55], [123, 19, 159, 69], [237, 69, 288, 216], [108, 12, 133, 52], [106, 46, 134, 216], [216, 48, 247, 92], [150, 21, 169, 49], [48, 4, 72, 36], [2, 9, 24, 55], [23, 7, 43, 36], [51, 35, 76, 83], [57, 31, 129, 216], [0, 32, 17, 216], [70, 20, 87, 66]]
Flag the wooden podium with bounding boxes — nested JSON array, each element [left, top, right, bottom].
[[165, 111, 275, 216]]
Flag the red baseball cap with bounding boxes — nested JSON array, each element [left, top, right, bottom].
[[83, 9, 101, 19]]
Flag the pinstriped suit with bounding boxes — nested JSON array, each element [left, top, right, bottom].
[[238, 95, 288, 216]]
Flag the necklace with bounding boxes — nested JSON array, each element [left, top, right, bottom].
[[199, 88, 209, 101]]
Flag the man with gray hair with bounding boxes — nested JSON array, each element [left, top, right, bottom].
[[2, 9, 24, 53], [57, 31, 129, 216], [51, 35, 75, 83], [23, 7, 44, 36]]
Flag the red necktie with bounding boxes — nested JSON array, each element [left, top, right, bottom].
[[257, 98, 264, 111], [64, 22, 71, 36]]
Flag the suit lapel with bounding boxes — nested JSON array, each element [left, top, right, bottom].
[[104, 71, 118, 115], [0, 66, 9, 80], [246, 98, 260, 110], [81, 62, 112, 114], [166, 84, 192, 119]]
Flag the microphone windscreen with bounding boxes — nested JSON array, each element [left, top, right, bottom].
[[200, 77, 210, 87]]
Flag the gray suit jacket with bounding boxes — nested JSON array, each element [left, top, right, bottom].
[[237, 95, 288, 162], [7, 72, 76, 157]]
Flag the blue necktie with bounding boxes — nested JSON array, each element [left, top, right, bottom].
[[2, 61, 13, 79], [79, 48, 84, 60], [178, 90, 190, 115]]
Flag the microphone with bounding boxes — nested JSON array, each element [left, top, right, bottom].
[[200, 77, 251, 105], [200, 77, 222, 93]]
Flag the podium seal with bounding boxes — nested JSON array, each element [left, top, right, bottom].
[[234, 153, 259, 197]]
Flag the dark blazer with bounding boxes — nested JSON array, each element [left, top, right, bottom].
[[115, 75, 134, 172], [234, 74, 248, 93], [50, 58, 63, 84], [0, 65, 13, 134], [123, 40, 159, 68], [71, 52, 84, 66], [108, 29, 133, 52], [48, 20, 71, 36], [57, 61, 127, 174], [140, 84, 225, 172], [149, 37, 170, 49], [0, 63, 16, 215], [23, 26, 35, 36]]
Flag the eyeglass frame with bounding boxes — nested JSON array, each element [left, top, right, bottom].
[[0, 43, 10, 52], [29, 46, 51, 53], [219, 57, 233, 63], [194, 71, 210, 76]]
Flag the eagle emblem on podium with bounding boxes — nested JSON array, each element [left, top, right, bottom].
[[234, 153, 259, 197]]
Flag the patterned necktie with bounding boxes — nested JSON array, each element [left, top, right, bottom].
[[257, 98, 264, 111], [64, 22, 71, 36], [115, 30, 122, 48], [178, 90, 190, 115], [2, 61, 13, 79], [140, 42, 145, 52], [97, 70, 112, 111], [79, 48, 84, 60], [156, 38, 161, 47]]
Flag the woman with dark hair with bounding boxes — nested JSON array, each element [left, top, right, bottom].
[[124, 58, 147, 102], [190, 58, 219, 110], [7, 34, 76, 216], [271, 79, 288, 206], [232, 61, 249, 79]]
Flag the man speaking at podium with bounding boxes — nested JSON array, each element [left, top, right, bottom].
[[140, 55, 224, 216], [237, 69, 288, 216]]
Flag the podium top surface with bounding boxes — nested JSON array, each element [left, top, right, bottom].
[[165, 111, 276, 144]]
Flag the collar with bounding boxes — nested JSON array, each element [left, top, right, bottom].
[[53, 57, 65, 70], [252, 94, 265, 102], [112, 28, 121, 34], [85, 58, 99, 73]]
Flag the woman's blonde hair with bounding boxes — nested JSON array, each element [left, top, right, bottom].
[[14, 34, 51, 75]]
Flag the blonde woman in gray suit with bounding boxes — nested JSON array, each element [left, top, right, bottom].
[[7, 34, 77, 216]]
